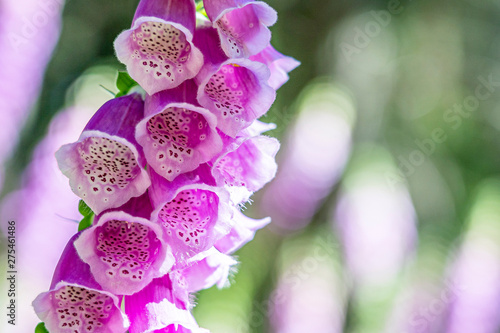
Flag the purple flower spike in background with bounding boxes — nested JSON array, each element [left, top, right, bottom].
[[114, 0, 203, 95], [249, 44, 301, 90], [125, 275, 209, 333], [33, 234, 130, 333], [204, 0, 277, 58], [148, 167, 233, 263], [136, 80, 222, 181], [74, 209, 174, 296], [56, 93, 150, 215]]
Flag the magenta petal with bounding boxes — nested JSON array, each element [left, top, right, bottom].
[[148, 167, 233, 263], [204, 0, 277, 58], [33, 234, 130, 333], [74, 211, 174, 295], [215, 210, 270, 254], [125, 275, 208, 333], [196, 58, 275, 137], [179, 247, 238, 292], [137, 81, 222, 181], [114, 0, 203, 95], [212, 135, 279, 204], [56, 95, 151, 215], [249, 44, 300, 90]]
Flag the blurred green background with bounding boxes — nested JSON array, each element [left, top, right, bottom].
[[3, 0, 500, 332]]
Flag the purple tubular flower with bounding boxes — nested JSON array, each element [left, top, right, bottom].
[[211, 133, 279, 204], [203, 0, 277, 58], [215, 209, 270, 254], [33, 233, 130, 333], [124, 275, 209, 333], [194, 27, 275, 137], [148, 166, 233, 262], [56, 94, 151, 215], [249, 44, 300, 90], [114, 0, 203, 95], [74, 207, 174, 295], [176, 247, 238, 292], [136, 80, 222, 181]]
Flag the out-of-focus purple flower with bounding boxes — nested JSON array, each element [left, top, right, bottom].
[[444, 180, 500, 333], [261, 82, 353, 232], [74, 208, 174, 295], [56, 94, 151, 215], [194, 27, 276, 137], [333, 149, 417, 286], [136, 80, 222, 181], [33, 233, 130, 333], [148, 166, 233, 263], [203, 0, 277, 58], [114, 0, 203, 95], [249, 44, 300, 90], [124, 274, 209, 333], [211, 132, 279, 204], [269, 237, 345, 333], [0, 0, 64, 189]]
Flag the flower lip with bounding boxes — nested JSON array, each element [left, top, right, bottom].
[[148, 167, 233, 263], [33, 233, 130, 333], [56, 130, 151, 215], [211, 134, 280, 204], [114, 15, 204, 95], [249, 44, 301, 90], [56, 94, 150, 215], [137, 82, 222, 181], [74, 211, 174, 296], [205, 0, 278, 58], [196, 57, 276, 137], [33, 282, 130, 333]]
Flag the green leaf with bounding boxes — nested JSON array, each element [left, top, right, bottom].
[[78, 214, 94, 232], [195, 1, 208, 18], [78, 200, 93, 217], [115, 71, 138, 97], [35, 322, 49, 333]]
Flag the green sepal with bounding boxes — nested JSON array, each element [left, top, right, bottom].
[[78, 214, 94, 231], [115, 71, 138, 97], [78, 200, 93, 217], [35, 322, 49, 333], [78, 199, 95, 231]]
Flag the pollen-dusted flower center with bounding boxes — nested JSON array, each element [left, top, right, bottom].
[[131, 21, 191, 81], [96, 219, 161, 281], [146, 107, 209, 173], [51, 285, 114, 332], [158, 189, 219, 247], [205, 64, 255, 119], [78, 137, 140, 195]]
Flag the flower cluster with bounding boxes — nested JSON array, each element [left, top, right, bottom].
[[32, 0, 298, 332]]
